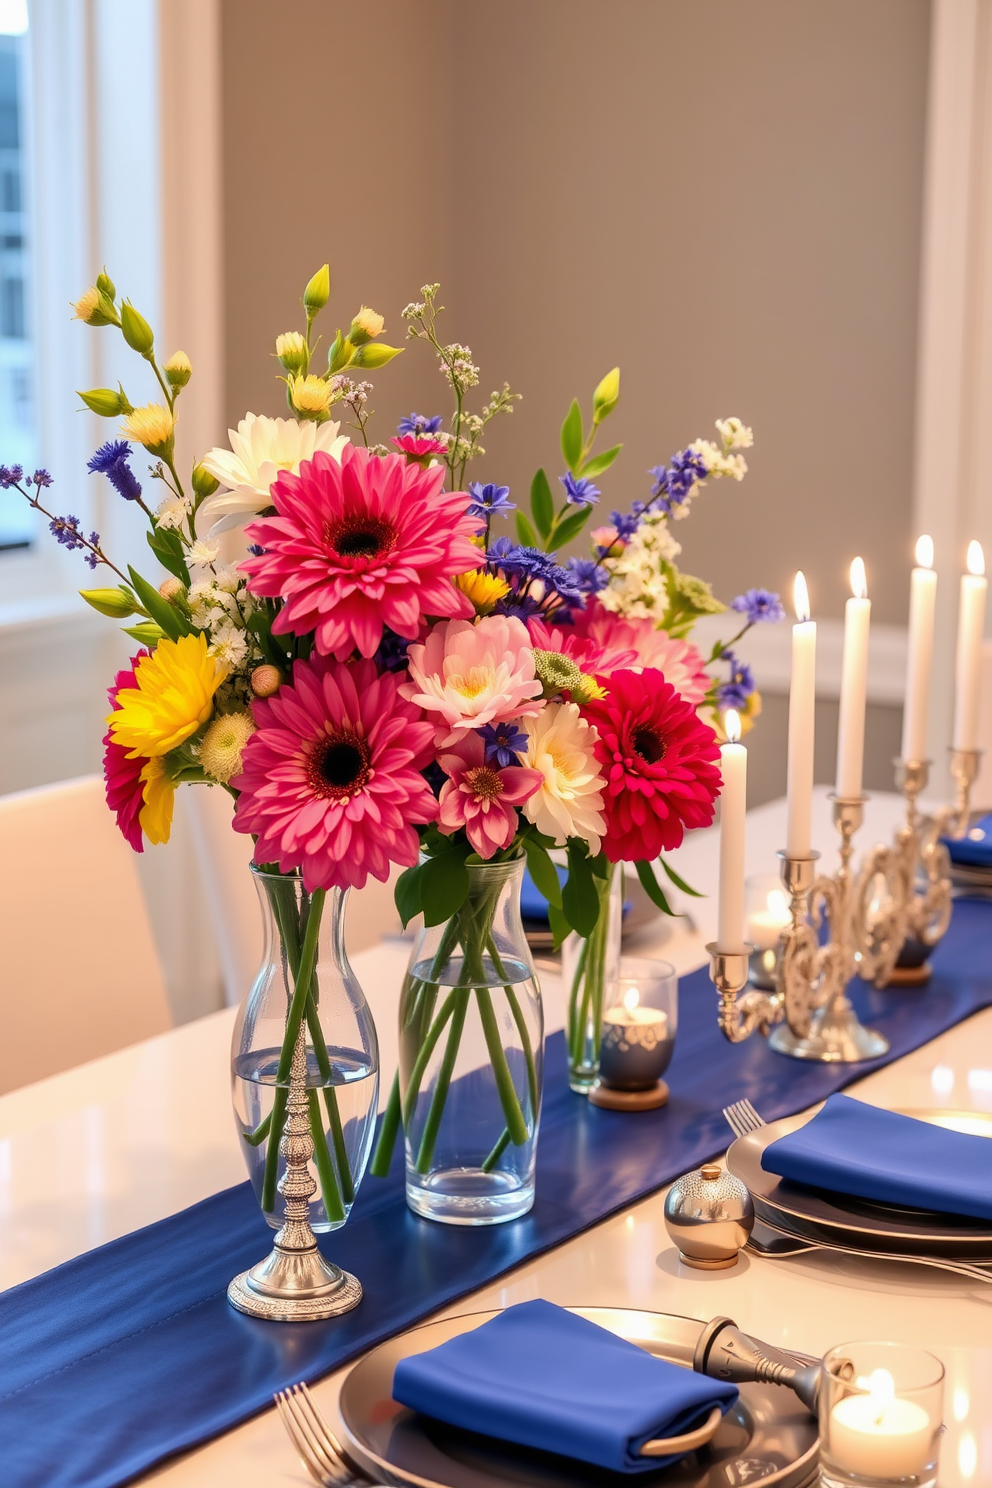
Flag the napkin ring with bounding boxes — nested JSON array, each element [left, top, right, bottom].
[[639, 1404, 723, 1457]]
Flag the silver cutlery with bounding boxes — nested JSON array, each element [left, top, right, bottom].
[[748, 1217, 992, 1283], [275, 1381, 384, 1486], [722, 1097, 766, 1139]]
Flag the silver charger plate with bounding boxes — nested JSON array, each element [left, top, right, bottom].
[[727, 1107, 992, 1259], [338, 1306, 818, 1488]]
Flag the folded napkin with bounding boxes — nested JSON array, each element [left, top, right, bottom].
[[761, 1093, 992, 1221], [944, 812, 992, 868], [391, 1298, 738, 1474]]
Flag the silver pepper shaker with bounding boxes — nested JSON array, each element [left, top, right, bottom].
[[664, 1162, 754, 1269]]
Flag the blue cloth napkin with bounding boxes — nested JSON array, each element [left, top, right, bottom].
[[761, 1092, 992, 1220], [944, 812, 992, 867], [391, 1298, 738, 1473]]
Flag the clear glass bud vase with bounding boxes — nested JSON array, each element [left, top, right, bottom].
[[397, 858, 543, 1225], [562, 862, 623, 1093], [231, 868, 379, 1232]]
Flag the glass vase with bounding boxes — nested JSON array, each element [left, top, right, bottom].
[[231, 868, 379, 1232], [562, 861, 623, 1093], [391, 857, 543, 1225]]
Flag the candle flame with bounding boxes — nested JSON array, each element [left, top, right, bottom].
[[767, 888, 789, 918], [850, 556, 867, 599], [915, 534, 934, 569], [967, 540, 985, 577], [724, 708, 742, 743], [793, 571, 810, 623], [623, 987, 640, 1012]]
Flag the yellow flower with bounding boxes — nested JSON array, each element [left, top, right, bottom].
[[198, 710, 256, 784], [163, 350, 191, 388], [138, 757, 175, 845], [275, 331, 307, 372], [454, 569, 511, 615], [71, 285, 118, 327], [289, 373, 332, 418], [108, 633, 226, 758], [122, 402, 175, 455], [349, 306, 385, 345], [72, 287, 100, 322]]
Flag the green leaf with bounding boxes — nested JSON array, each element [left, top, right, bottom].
[[421, 845, 471, 927], [127, 565, 186, 640], [530, 468, 554, 541], [562, 841, 601, 937], [522, 836, 563, 909], [579, 443, 622, 480], [515, 511, 538, 546], [550, 504, 594, 550], [246, 609, 290, 667], [636, 858, 678, 917], [547, 902, 570, 951], [394, 864, 424, 928], [560, 398, 583, 472], [659, 857, 704, 897], [147, 527, 190, 584]]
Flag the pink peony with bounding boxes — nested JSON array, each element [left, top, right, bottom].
[[437, 732, 542, 859], [232, 656, 439, 892], [526, 615, 638, 677], [571, 597, 711, 704], [402, 615, 543, 734], [103, 655, 148, 852], [241, 444, 480, 660], [581, 668, 721, 862]]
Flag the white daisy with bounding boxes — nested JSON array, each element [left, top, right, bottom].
[[198, 413, 350, 532]]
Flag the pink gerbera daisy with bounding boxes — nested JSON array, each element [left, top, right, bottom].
[[391, 432, 449, 465], [232, 656, 439, 892], [581, 668, 721, 862], [241, 444, 481, 660], [437, 733, 542, 859], [104, 655, 148, 852], [571, 597, 711, 704]]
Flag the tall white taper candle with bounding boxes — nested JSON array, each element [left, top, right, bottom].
[[901, 535, 937, 764], [836, 557, 871, 800], [718, 709, 747, 952], [952, 541, 987, 752], [786, 571, 816, 858]]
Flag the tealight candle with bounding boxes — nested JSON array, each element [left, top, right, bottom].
[[829, 1370, 932, 1479], [746, 887, 791, 950], [819, 1342, 944, 1488], [599, 990, 671, 1090]]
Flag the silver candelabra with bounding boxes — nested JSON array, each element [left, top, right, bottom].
[[228, 1020, 363, 1322]]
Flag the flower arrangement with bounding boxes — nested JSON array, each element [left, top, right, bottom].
[[1, 265, 782, 1215]]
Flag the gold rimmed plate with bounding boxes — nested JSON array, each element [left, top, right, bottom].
[[337, 1307, 818, 1488], [727, 1107, 992, 1259]]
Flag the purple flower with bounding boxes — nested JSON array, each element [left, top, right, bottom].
[[466, 481, 514, 519], [487, 537, 583, 618], [479, 721, 528, 767], [566, 556, 608, 593], [609, 507, 643, 542], [374, 628, 412, 673], [560, 472, 601, 507], [88, 440, 142, 502], [648, 448, 707, 514], [717, 656, 755, 711], [398, 413, 444, 436], [731, 588, 785, 625], [30, 469, 53, 487], [48, 514, 101, 567], [0, 463, 24, 488]]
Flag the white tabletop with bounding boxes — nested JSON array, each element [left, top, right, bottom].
[[3, 790, 991, 1487]]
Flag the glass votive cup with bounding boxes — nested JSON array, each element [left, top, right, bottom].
[[819, 1341, 945, 1488], [745, 873, 790, 991], [598, 957, 677, 1091]]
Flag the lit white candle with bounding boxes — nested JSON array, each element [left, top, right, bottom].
[[747, 888, 791, 950], [952, 540, 987, 751], [901, 535, 937, 764], [718, 709, 747, 952], [829, 1369, 933, 1479], [786, 572, 816, 857], [836, 557, 871, 800]]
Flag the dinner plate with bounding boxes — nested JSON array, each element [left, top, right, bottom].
[[727, 1108, 992, 1259], [338, 1306, 818, 1488]]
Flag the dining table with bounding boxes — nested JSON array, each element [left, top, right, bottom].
[[3, 788, 990, 1488]]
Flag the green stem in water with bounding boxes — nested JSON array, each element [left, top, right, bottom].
[[475, 985, 529, 1146], [242, 1111, 271, 1148], [402, 990, 457, 1127], [415, 990, 469, 1173], [307, 1090, 346, 1222], [481, 1127, 511, 1173], [369, 1071, 402, 1178]]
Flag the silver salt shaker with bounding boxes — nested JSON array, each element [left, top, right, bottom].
[[664, 1163, 754, 1269]]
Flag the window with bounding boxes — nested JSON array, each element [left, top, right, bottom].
[[0, 0, 33, 552]]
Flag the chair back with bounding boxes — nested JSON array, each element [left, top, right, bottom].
[[0, 775, 171, 1093]]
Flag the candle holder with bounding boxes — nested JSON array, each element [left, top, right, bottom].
[[819, 1341, 944, 1488], [854, 760, 952, 989], [707, 941, 784, 1043], [589, 957, 677, 1111], [944, 746, 983, 838]]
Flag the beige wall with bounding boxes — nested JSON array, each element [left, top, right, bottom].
[[221, 0, 931, 799]]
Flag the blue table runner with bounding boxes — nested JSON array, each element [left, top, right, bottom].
[[3, 897, 992, 1488]]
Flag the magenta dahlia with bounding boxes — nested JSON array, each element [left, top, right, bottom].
[[581, 667, 721, 862], [232, 656, 439, 891], [241, 444, 481, 659], [103, 655, 148, 852], [570, 598, 711, 704]]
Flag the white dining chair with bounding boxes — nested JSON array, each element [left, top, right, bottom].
[[184, 785, 405, 1007], [0, 775, 172, 1095]]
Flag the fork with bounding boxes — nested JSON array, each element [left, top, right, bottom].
[[275, 1381, 382, 1487], [722, 1097, 766, 1140], [748, 1217, 992, 1283]]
